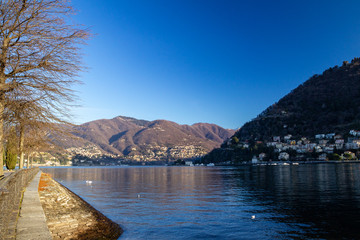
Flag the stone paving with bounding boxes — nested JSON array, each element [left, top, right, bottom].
[[16, 171, 52, 240], [38, 173, 122, 240]]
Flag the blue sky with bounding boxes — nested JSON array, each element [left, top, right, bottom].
[[70, 0, 360, 129]]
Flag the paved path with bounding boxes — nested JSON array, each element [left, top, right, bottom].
[[16, 171, 52, 240]]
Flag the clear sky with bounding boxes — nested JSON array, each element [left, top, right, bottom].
[[69, 0, 360, 129]]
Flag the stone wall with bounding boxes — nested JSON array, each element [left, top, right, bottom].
[[0, 168, 39, 239], [39, 173, 123, 239]]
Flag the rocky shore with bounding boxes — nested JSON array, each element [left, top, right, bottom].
[[38, 173, 123, 240]]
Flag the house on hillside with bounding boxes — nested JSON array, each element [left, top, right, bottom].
[[284, 134, 292, 141], [252, 156, 259, 164], [335, 139, 344, 149], [324, 146, 334, 153], [318, 153, 327, 161], [301, 137, 309, 143], [326, 133, 336, 139], [353, 139, 360, 148], [278, 152, 290, 161], [185, 161, 194, 166], [350, 130, 360, 137], [315, 146, 323, 153], [259, 153, 266, 161], [273, 136, 281, 142], [306, 143, 317, 150], [316, 134, 326, 139], [267, 142, 278, 147], [334, 134, 342, 140], [276, 143, 283, 150], [345, 142, 359, 150], [319, 139, 328, 146]]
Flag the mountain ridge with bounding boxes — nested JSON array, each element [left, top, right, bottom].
[[64, 116, 235, 161]]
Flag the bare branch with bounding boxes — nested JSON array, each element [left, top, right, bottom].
[[0, 0, 90, 172]]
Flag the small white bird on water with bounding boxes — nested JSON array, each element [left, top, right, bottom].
[[137, 194, 141, 198], [86, 180, 92, 184], [251, 215, 256, 219]]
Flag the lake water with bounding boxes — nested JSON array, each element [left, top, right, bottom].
[[42, 164, 360, 239]]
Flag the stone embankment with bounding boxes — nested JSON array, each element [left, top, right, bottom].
[[38, 173, 123, 240]]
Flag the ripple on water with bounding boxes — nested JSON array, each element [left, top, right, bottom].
[[42, 164, 360, 239]]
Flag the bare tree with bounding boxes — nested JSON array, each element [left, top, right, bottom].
[[5, 95, 47, 168], [23, 126, 51, 168], [5, 89, 80, 169], [0, 0, 89, 175]]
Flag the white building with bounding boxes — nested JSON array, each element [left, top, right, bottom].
[[185, 161, 194, 166], [318, 153, 327, 161], [273, 136, 281, 142], [315, 134, 326, 139], [259, 153, 266, 160], [278, 152, 290, 161], [345, 142, 359, 150], [284, 134, 292, 140], [350, 130, 360, 137], [326, 133, 336, 139]]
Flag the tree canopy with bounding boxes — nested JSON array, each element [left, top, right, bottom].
[[0, 0, 89, 175]]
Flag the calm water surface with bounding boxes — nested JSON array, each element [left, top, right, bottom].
[[42, 164, 360, 239]]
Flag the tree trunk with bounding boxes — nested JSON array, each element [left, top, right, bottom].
[[19, 126, 24, 169], [0, 31, 9, 176], [30, 153, 33, 168], [0, 99, 4, 176], [24, 153, 27, 168]]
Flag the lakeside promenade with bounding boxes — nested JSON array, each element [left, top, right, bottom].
[[16, 171, 52, 239], [0, 169, 122, 240]]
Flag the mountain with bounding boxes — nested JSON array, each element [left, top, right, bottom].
[[204, 58, 360, 162], [235, 58, 360, 141], [66, 116, 235, 161]]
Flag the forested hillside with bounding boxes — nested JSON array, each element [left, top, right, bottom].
[[235, 58, 360, 141], [204, 58, 360, 163]]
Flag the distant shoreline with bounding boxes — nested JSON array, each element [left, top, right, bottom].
[[36, 160, 360, 169], [234, 160, 360, 166]]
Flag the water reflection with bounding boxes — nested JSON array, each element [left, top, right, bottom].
[[228, 164, 360, 239], [43, 164, 360, 240]]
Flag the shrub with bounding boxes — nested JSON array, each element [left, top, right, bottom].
[[5, 127, 18, 170]]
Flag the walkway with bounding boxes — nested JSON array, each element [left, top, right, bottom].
[[16, 171, 52, 240]]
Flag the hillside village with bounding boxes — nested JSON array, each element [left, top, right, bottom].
[[228, 129, 360, 163], [32, 143, 208, 166], [34, 129, 360, 166], [126, 145, 207, 162]]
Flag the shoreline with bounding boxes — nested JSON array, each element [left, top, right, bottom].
[[38, 173, 123, 239], [241, 160, 360, 166]]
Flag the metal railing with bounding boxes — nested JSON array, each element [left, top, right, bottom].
[[0, 167, 39, 239]]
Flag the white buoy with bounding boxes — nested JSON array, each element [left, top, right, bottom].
[[251, 215, 256, 219]]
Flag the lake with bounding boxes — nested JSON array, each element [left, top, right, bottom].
[[42, 164, 360, 239]]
